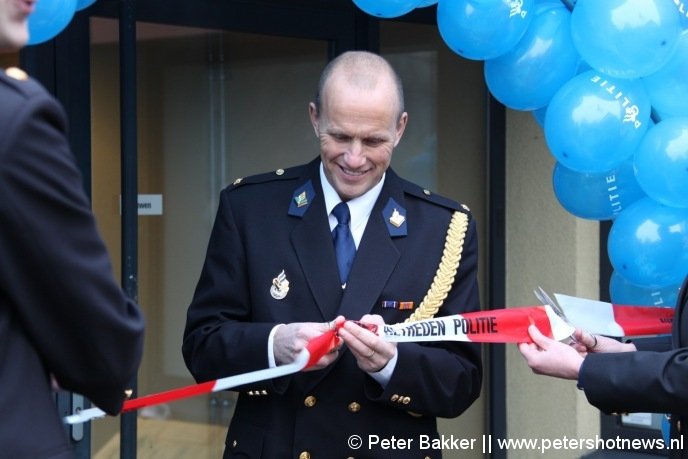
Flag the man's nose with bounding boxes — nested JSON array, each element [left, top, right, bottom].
[[344, 141, 366, 167]]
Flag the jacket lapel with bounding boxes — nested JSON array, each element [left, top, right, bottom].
[[290, 161, 343, 320]]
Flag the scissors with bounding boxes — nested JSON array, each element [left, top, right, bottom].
[[533, 286, 577, 343]]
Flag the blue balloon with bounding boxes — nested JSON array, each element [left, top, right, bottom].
[[643, 31, 688, 119], [634, 117, 688, 208], [544, 70, 651, 172], [608, 197, 688, 287], [570, 0, 682, 78], [76, 0, 97, 10], [484, 2, 579, 110], [609, 270, 680, 307], [353, 0, 422, 18], [553, 158, 646, 220], [677, 3, 688, 29], [437, 0, 535, 60], [27, 0, 77, 45], [662, 415, 672, 446]]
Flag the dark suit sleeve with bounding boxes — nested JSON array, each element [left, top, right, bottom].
[[580, 348, 688, 414], [182, 190, 278, 384], [0, 87, 144, 414], [366, 216, 482, 418], [632, 335, 671, 352]]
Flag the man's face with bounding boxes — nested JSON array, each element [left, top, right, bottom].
[[0, 0, 33, 53], [310, 74, 407, 201]]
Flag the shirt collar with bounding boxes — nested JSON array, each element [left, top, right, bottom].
[[320, 161, 385, 229]]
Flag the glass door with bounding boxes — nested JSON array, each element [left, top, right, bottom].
[[85, 10, 487, 459], [89, 19, 329, 457]]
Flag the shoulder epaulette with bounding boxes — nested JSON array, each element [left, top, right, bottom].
[[228, 166, 301, 190], [399, 177, 471, 216], [1, 67, 49, 102]]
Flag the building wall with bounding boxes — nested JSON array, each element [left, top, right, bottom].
[[505, 109, 600, 458]]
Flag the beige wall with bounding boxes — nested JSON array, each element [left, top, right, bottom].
[[505, 109, 600, 458]]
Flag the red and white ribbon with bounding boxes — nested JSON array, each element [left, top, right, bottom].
[[554, 293, 674, 337], [64, 328, 339, 425], [383, 305, 574, 343], [64, 300, 673, 425]]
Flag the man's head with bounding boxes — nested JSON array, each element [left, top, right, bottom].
[[309, 51, 408, 201], [0, 0, 34, 53]]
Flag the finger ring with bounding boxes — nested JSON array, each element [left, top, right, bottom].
[[591, 335, 598, 350], [366, 349, 376, 359]]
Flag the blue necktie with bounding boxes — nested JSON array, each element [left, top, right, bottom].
[[331, 202, 356, 284]]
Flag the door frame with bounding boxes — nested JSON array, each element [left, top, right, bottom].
[[20, 2, 508, 457]]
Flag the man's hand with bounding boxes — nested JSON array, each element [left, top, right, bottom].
[[572, 328, 637, 354], [273, 316, 344, 370], [337, 314, 397, 373], [518, 325, 585, 380]]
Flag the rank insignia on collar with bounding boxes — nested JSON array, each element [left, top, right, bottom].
[[389, 208, 405, 228], [382, 198, 407, 237], [288, 180, 316, 217], [270, 270, 290, 300], [294, 191, 308, 208]]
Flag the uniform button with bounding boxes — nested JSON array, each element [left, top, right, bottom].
[[390, 394, 399, 402], [5, 67, 28, 80], [348, 402, 361, 413], [232, 440, 237, 447], [276, 168, 285, 175], [423, 189, 431, 196], [402, 396, 411, 405], [299, 451, 311, 459], [233, 177, 243, 185], [304, 395, 317, 408]]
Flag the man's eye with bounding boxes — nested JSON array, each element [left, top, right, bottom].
[[332, 134, 350, 142], [365, 139, 384, 147]]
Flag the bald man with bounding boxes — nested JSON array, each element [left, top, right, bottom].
[[183, 51, 482, 459]]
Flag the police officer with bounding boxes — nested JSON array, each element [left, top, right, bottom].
[[183, 51, 482, 458]]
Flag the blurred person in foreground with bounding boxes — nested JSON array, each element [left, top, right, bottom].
[[0, 1, 145, 457], [519, 275, 688, 457]]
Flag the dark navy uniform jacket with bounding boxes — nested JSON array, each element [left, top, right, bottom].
[[0, 69, 144, 459], [581, 275, 688, 458], [183, 157, 482, 458]]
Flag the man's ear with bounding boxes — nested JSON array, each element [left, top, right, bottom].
[[394, 112, 409, 147], [308, 102, 320, 138]]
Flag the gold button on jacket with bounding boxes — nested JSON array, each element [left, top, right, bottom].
[[348, 401, 361, 413]]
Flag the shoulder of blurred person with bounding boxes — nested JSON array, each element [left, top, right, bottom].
[[0, 64, 145, 458], [0, 67, 68, 148]]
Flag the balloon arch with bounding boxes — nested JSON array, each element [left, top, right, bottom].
[[353, 0, 688, 307], [29, 0, 688, 305]]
